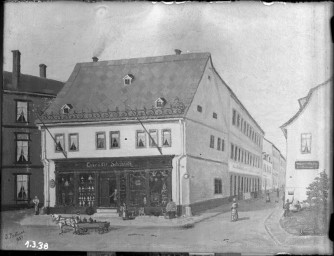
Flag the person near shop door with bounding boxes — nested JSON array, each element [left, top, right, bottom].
[[109, 189, 118, 208]]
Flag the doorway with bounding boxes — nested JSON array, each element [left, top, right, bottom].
[[100, 173, 118, 208]]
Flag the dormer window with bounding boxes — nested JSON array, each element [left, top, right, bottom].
[[155, 97, 167, 108], [123, 74, 134, 85], [61, 104, 73, 114]]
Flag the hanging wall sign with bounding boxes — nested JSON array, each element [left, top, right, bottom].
[[295, 161, 319, 169], [50, 179, 55, 188]]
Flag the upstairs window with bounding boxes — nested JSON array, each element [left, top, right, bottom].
[[69, 133, 79, 151], [123, 74, 134, 86], [96, 132, 106, 150], [210, 135, 215, 148], [16, 101, 28, 123], [155, 98, 167, 108], [232, 109, 236, 125], [149, 130, 158, 147], [213, 112, 217, 119], [16, 133, 29, 163], [55, 134, 65, 153], [301, 133, 311, 154], [217, 138, 221, 150], [197, 105, 202, 112], [222, 139, 225, 151], [231, 143, 234, 159], [110, 131, 120, 149], [237, 114, 240, 127], [162, 129, 171, 147], [61, 104, 73, 114], [136, 131, 146, 148]]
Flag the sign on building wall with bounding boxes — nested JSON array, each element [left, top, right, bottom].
[[295, 161, 319, 169]]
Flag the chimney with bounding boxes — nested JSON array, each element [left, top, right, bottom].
[[12, 50, 21, 89], [39, 64, 47, 78], [92, 56, 99, 62], [174, 49, 182, 55]]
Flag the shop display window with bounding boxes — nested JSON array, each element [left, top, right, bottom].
[[57, 173, 74, 206], [149, 170, 169, 207], [78, 174, 95, 207]]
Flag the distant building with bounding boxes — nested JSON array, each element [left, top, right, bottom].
[[280, 78, 332, 202], [1, 50, 64, 209], [37, 52, 264, 216], [262, 139, 273, 191], [278, 153, 286, 189]]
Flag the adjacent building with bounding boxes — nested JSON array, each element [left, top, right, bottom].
[[1, 50, 64, 209], [37, 52, 264, 216], [280, 78, 332, 202], [262, 139, 273, 191]]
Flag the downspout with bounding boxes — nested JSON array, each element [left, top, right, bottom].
[[40, 127, 50, 211], [175, 119, 186, 216]]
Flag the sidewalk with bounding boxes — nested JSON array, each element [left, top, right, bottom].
[[19, 210, 222, 229], [264, 204, 332, 251]]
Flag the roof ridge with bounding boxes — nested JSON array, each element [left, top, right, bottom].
[[3, 70, 65, 83]]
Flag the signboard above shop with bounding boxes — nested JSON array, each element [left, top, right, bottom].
[[295, 161, 319, 169]]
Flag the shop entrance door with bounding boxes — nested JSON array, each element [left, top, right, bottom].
[[100, 173, 118, 208]]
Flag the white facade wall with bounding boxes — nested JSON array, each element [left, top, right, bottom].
[[285, 83, 332, 202]]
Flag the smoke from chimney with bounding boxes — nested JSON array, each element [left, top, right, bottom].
[[39, 64, 47, 78], [12, 50, 21, 89], [92, 56, 99, 62]]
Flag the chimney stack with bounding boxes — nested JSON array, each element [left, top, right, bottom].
[[39, 64, 47, 78], [12, 50, 21, 89], [92, 56, 99, 62], [174, 49, 182, 55]]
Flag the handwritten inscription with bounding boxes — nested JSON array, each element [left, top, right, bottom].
[[86, 161, 133, 168], [25, 240, 49, 250], [4, 229, 25, 243]]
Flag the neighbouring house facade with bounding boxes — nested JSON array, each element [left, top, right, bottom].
[[281, 78, 332, 202], [1, 50, 64, 209], [37, 52, 264, 216], [278, 153, 286, 190], [272, 145, 280, 190], [262, 139, 273, 191]]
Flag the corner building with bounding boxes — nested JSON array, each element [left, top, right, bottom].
[[38, 52, 263, 216]]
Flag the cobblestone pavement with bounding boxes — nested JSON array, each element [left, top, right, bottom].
[[1, 193, 332, 254]]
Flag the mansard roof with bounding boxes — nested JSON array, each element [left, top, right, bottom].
[[38, 52, 211, 123]]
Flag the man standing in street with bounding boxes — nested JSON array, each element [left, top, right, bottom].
[[32, 196, 40, 215]]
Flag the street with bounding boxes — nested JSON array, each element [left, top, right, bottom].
[[1, 195, 303, 254]]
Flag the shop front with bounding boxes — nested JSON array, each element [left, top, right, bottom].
[[53, 155, 174, 215]]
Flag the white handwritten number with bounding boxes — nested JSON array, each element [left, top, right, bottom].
[[25, 241, 29, 247], [44, 243, 49, 250], [31, 240, 36, 248], [38, 242, 43, 249]]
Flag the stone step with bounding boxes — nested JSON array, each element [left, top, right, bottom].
[[96, 208, 118, 214]]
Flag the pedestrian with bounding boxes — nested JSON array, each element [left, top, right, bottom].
[[32, 196, 40, 215], [231, 198, 238, 222], [266, 191, 270, 203], [165, 199, 177, 219], [276, 188, 279, 198], [109, 189, 118, 208], [283, 198, 294, 217], [282, 193, 285, 209]]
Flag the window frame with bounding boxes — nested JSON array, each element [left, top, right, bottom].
[[217, 137, 221, 150], [15, 100, 29, 123], [95, 132, 106, 150], [232, 109, 236, 125], [149, 129, 159, 148], [55, 133, 65, 153], [221, 139, 225, 151], [214, 178, 222, 194], [110, 131, 121, 149], [210, 135, 215, 149], [68, 133, 79, 152], [136, 130, 147, 148], [301, 133, 312, 154], [162, 129, 172, 147], [15, 132, 30, 164], [213, 112, 217, 119], [14, 173, 31, 202], [197, 105, 202, 113]]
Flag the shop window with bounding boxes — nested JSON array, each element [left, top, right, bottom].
[[96, 132, 106, 149], [69, 133, 79, 151], [301, 133, 311, 154], [129, 171, 148, 207], [55, 134, 65, 153], [16, 133, 29, 163], [16, 101, 28, 123], [210, 135, 215, 148], [149, 130, 158, 147], [217, 138, 221, 150], [16, 174, 29, 202], [149, 170, 170, 207], [110, 131, 120, 149], [78, 174, 95, 207], [232, 109, 236, 125], [136, 131, 146, 148], [214, 178, 222, 194], [162, 129, 171, 147], [57, 173, 75, 206]]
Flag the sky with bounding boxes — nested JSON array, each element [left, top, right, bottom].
[[3, 1, 333, 156]]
